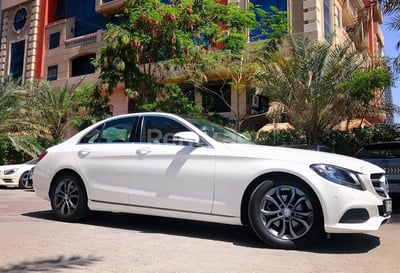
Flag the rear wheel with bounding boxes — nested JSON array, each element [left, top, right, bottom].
[[18, 171, 32, 189], [50, 173, 88, 222], [248, 178, 323, 249]]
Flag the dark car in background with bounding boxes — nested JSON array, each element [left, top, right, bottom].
[[354, 142, 400, 195]]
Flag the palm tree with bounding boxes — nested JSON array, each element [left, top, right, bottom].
[[253, 35, 386, 144], [0, 77, 41, 159], [380, 0, 400, 72], [21, 80, 81, 141], [0, 77, 25, 134]]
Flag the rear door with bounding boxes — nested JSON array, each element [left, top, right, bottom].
[[75, 116, 139, 204]]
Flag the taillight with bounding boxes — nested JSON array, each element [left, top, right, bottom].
[[36, 151, 48, 162]]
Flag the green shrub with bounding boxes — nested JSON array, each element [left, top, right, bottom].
[[252, 125, 400, 156]]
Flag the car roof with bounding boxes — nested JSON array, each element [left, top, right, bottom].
[[360, 142, 400, 150]]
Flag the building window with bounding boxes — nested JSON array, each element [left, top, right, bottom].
[[47, 65, 58, 81], [9, 40, 25, 80], [324, 0, 332, 40], [249, 0, 288, 42], [202, 84, 231, 113], [71, 54, 95, 77], [49, 32, 60, 49], [68, 0, 111, 37], [49, 32, 61, 49], [13, 7, 27, 32], [56, 0, 67, 21]]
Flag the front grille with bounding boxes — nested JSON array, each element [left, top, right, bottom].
[[371, 173, 389, 197]]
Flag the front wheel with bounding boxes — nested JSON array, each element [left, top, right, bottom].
[[50, 173, 88, 222], [19, 171, 32, 189], [248, 178, 323, 249]]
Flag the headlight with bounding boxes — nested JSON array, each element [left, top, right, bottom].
[[4, 168, 18, 175], [310, 164, 363, 190]]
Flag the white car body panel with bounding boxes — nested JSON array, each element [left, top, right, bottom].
[[130, 143, 216, 213], [33, 112, 391, 237], [0, 162, 35, 188]]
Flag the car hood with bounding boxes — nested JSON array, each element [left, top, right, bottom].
[[222, 144, 384, 174], [0, 163, 32, 171]]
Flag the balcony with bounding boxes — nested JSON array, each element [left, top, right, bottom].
[[96, 0, 125, 17], [373, 0, 383, 24], [1, 0, 27, 10], [342, 0, 357, 27], [65, 31, 101, 49]]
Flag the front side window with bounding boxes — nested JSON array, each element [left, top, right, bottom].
[[141, 117, 189, 144], [187, 118, 250, 144], [79, 117, 139, 144]]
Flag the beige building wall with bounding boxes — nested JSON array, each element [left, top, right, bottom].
[[44, 18, 102, 84], [1, 0, 31, 10], [0, 0, 42, 83]]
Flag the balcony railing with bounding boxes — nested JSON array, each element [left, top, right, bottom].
[[65, 32, 99, 49]]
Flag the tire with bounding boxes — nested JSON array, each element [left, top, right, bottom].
[[50, 173, 88, 222], [248, 178, 323, 249], [19, 171, 32, 189]]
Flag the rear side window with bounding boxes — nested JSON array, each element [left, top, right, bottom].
[[79, 117, 139, 144]]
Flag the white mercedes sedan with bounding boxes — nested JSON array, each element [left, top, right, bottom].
[[33, 112, 392, 249], [0, 159, 37, 189]]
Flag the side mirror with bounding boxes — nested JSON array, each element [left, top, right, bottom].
[[172, 131, 200, 145]]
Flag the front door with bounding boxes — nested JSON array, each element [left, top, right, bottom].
[[130, 116, 216, 213]]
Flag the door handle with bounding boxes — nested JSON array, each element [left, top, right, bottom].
[[136, 148, 151, 156], [78, 150, 90, 158]]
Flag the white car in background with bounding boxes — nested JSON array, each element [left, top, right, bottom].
[[33, 112, 392, 249], [0, 159, 37, 189]]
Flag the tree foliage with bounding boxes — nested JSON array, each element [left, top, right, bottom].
[[380, 0, 400, 72], [252, 125, 400, 156], [20, 80, 111, 141], [337, 68, 392, 105], [71, 84, 111, 131], [0, 76, 25, 134], [22, 80, 79, 141], [0, 79, 111, 160], [139, 83, 203, 117], [94, 0, 261, 109], [254, 35, 391, 144]]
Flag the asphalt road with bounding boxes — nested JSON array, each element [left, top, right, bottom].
[[0, 188, 399, 273]]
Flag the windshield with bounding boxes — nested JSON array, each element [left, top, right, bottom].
[[187, 118, 251, 144]]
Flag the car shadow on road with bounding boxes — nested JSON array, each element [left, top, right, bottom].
[[0, 255, 101, 273], [24, 209, 386, 254]]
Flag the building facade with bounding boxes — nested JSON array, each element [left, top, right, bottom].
[[0, 0, 387, 122]]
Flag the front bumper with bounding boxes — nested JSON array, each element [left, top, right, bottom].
[[307, 171, 391, 234], [0, 177, 18, 187]]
